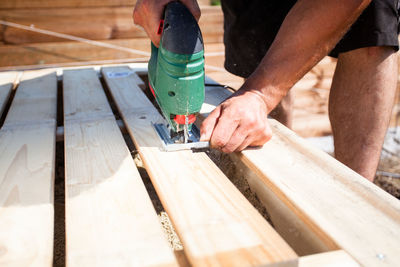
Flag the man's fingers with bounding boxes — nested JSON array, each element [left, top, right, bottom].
[[200, 106, 221, 141], [148, 28, 162, 47], [133, 0, 200, 47], [210, 109, 239, 149], [238, 122, 272, 150], [181, 0, 201, 21], [133, 0, 171, 47], [220, 125, 247, 153], [221, 119, 272, 153], [236, 137, 253, 152]]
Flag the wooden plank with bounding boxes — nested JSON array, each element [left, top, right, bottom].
[[0, 7, 141, 44], [102, 66, 298, 267], [0, 40, 224, 70], [199, 83, 333, 256], [63, 68, 178, 266], [299, 250, 360, 267], [4, 71, 57, 127], [0, 38, 150, 68], [0, 71, 18, 117], [0, 6, 221, 44], [3, 20, 220, 45], [4, 23, 114, 44], [0, 0, 135, 9], [0, 69, 57, 266], [0, 0, 212, 8], [226, 153, 334, 256], [199, 81, 400, 266]]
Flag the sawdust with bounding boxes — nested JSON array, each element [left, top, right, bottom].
[[159, 212, 184, 250], [53, 142, 65, 267], [206, 149, 272, 223], [133, 152, 184, 250]]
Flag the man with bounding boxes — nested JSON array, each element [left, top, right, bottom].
[[134, 0, 399, 181]]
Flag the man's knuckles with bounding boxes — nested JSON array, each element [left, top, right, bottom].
[[252, 128, 272, 146], [212, 136, 228, 148]]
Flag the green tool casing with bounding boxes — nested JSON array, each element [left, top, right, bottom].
[[148, 1, 205, 132]]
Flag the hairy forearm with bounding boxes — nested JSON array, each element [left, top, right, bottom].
[[242, 0, 371, 112]]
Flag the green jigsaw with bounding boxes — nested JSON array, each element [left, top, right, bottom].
[[148, 1, 208, 151]]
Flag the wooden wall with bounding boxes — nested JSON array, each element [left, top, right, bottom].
[[0, 0, 223, 68]]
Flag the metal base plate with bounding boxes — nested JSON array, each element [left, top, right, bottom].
[[153, 123, 209, 152]]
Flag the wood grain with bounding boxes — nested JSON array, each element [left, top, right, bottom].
[[0, 0, 216, 9], [63, 68, 178, 266], [102, 66, 298, 267], [0, 6, 221, 43], [0, 38, 150, 68], [0, 41, 227, 71], [0, 0, 134, 9], [0, 69, 57, 266], [199, 77, 400, 267]]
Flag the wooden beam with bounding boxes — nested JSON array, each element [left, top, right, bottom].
[[0, 0, 135, 9], [0, 7, 141, 44], [0, 6, 222, 44], [226, 153, 335, 256], [62, 68, 178, 266], [0, 71, 18, 117], [0, 38, 150, 68], [199, 81, 400, 266], [0, 0, 213, 9], [2, 35, 223, 68], [0, 39, 224, 70], [101, 66, 298, 267], [0, 69, 57, 266]]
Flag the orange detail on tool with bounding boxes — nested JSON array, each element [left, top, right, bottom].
[[174, 114, 196, 125]]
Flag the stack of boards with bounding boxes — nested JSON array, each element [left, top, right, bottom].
[[0, 0, 223, 68], [0, 63, 399, 266]]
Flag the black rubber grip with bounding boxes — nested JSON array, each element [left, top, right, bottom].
[[161, 1, 203, 55]]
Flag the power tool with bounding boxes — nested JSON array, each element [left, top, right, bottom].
[[148, 1, 208, 151]]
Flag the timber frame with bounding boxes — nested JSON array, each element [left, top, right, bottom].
[[0, 63, 399, 266]]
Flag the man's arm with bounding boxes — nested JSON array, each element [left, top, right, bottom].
[[200, 0, 372, 153]]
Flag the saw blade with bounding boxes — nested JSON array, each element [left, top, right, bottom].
[[184, 116, 189, 144], [153, 123, 209, 152]]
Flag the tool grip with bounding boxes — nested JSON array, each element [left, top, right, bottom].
[[161, 1, 203, 55]]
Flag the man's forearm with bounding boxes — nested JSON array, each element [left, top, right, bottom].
[[242, 0, 371, 113]]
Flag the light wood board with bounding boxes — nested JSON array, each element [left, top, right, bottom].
[[200, 78, 400, 266], [0, 6, 222, 44], [0, 69, 57, 266], [299, 250, 360, 267], [63, 68, 178, 266], [102, 66, 298, 267], [0, 0, 212, 9], [0, 0, 134, 9], [0, 40, 225, 69]]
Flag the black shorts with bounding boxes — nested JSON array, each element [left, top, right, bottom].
[[221, 0, 400, 78]]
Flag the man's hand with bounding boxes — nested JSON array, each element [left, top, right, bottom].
[[200, 90, 272, 153], [133, 0, 201, 47]]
